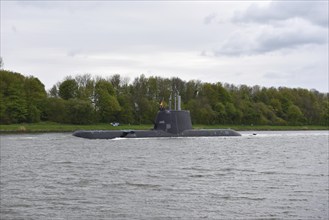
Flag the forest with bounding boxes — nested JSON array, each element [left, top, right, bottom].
[[0, 70, 328, 126]]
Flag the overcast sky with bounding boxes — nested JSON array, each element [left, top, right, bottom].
[[1, 1, 328, 92]]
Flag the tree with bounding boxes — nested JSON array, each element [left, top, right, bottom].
[[199, 104, 217, 125], [0, 70, 46, 123], [117, 94, 134, 124], [225, 103, 238, 124], [75, 74, 95, 101], [42, 98, 67, 123], [214, 102, 226, 124], [110, 74, 121, 95], [58, 78, 78, 100], [2, 70, 328, 126], [287, 104, 305, 125], [201, 83, 218, 107], [24, 76, 47, 122], [185, 80, 201, 101], [0, 57, 3, 69], [321, 101, 329, 126], [66, 99, 94, 124], [48, 85, 58, 97], [94, 79, 121, 122], [4, 93, 28, 123]]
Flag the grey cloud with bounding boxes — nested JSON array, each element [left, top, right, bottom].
[[12, 26, 17, 33], [233, 1, 328, 28], [204, 13, 217, 24], [3, 1, 327, 92], [263, 71, 292, 79], [215, 18, 327, 56], [67, 49, 83, 57], [16, 1, 102, 11], [256, 27, 327, 54]]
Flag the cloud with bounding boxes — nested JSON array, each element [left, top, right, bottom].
[[263, 70, 292, 80], [255, 20, 327, 53], [67, 49, 83, 57], [214, 22, 327, 56], [11, 26, 17, 33], [233, 1, 328, 27], [214, 2, 328, 56], [2, 1, 328, 92], [204, 13, 217, 24]]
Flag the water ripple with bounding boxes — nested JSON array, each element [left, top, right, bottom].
[[1, 131, 328, 219]]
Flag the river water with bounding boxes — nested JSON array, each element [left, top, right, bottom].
[[0, 131, 328, 219]]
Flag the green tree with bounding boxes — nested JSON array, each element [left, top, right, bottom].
[[66, 99, 94, 124], [225, 102, 239, 124], [0, 57, 3, 69], [117, 94, 134, 124], [0, 70, 46, 123], [94, 79, 121, 122], [48, 85, 58, 97], [75, 74, 95, 101], [287, 104, 305, 125], [214, 102, 227, 124], [24, 76, 47, 122], [42, 98, 67, 123], [58, 78, 78, 100], [4, 93, 28, 123], [321, 101, 329, 126]]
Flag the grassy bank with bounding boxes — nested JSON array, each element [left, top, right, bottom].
[[0, 122, 328, 133], [0, 122, 153, 133]]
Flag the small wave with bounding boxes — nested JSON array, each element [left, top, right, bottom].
[[44, 185, 57, 189], [189, 174, 209, 178], [215, 173, 227, 176], [219, 195, 231, 200], [220, 195, 266, 201], [125, 181, 161, 189], [237, 196, 266, 201], [288, 198, 308, 201], [214, 193, 266, 201], [267, 186, 281, 189], [259, 171, 327, 177], [260, 171, 278, 175], [77, 179, 91, 187], [10, 203, 32, 208], [182, 167, 213, 172], [3, 136, 38, 140], [293, 190, 313, 193], [101, 182, 126, 188], [240, 130, 329, 138], [53, 161, 74, 164], [220, 168, 234, 172]]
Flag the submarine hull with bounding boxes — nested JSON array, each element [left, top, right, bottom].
[[73, 129, 241, 139]]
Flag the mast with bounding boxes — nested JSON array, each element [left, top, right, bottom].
[[169, 94, 172, 110], [171, 89, 181, 111]]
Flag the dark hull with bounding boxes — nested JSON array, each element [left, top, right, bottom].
[[73, 129, 241, 139]]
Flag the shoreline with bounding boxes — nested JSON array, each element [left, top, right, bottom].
[[0, 122, 328, 134]]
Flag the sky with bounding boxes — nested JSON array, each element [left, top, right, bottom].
[[1, 0, 328, 92]]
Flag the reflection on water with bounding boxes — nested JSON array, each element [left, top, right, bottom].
[[1, 131, 328, 219]]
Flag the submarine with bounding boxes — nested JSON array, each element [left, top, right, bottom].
[[73, 93, 241, 139]]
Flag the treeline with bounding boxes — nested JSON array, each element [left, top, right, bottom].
[[1, 70, 328, 126]]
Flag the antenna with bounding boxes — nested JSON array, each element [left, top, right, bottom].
[[178, 94, 181, 110], [174, 94, 177, 110], [169, 86, 182, 111], [169, 94, 172, 110]]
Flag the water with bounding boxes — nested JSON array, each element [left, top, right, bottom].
[[1, 131, 328, 219]]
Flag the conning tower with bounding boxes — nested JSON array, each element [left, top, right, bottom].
[[154, 92, 192, 134]]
